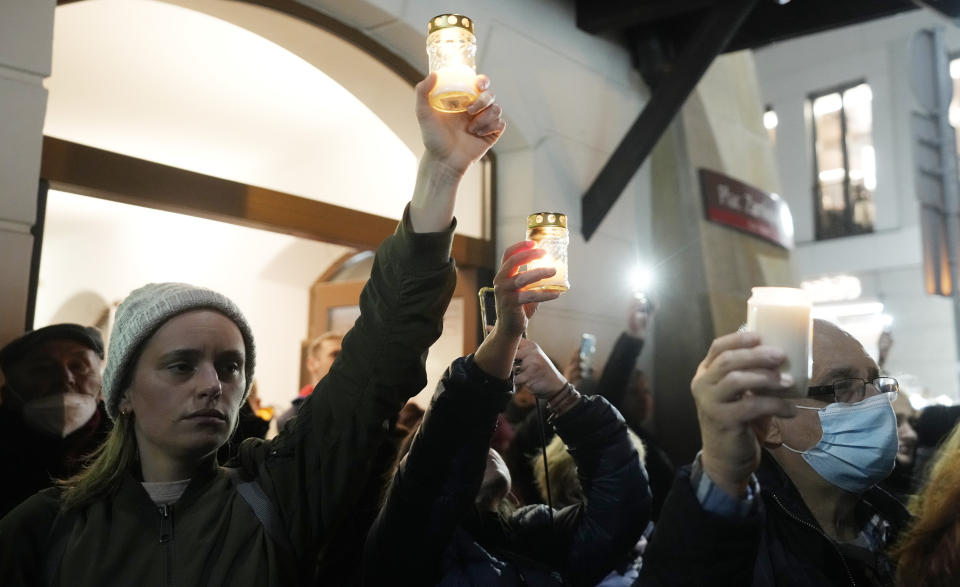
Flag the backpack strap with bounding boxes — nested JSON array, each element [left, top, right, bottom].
[[226, 467, 295, 555]]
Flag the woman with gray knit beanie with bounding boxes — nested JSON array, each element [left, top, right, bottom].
[[0, 72, 506, 586]]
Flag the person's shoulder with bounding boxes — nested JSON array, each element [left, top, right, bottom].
[[864, 484, 911, 531], [0, 402, 28, 438], [510, 503, 577, 530], [0, 486, 62, 536]]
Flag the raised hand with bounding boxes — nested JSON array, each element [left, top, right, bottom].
[[693, 331, 796, 497], [410, 73, 506, 234], [627, 294, 652, 339], [513, 339, 566, 400], [561, 347, 583, 387], [473, 241, 561, 379], [416, 73, 505, 175]]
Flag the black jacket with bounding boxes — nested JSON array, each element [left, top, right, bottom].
[[507, 333, 673, 520], [0, 400, 111, 518], [0, 208, 457, 586], [589, 333, 673, 521], [639, 452, 911, 586], [364, 355, 650, 586]]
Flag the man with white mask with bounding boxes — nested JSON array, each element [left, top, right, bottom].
[[0, 324, 110, 517], [640, 319, 910, 586]]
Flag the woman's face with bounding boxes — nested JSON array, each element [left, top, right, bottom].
[[120, 310, 246, 472]]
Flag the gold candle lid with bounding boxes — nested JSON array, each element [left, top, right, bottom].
[[428, 14, 474, 35], [527, 212, 567, 229]]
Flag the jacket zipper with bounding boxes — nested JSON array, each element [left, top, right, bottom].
[[159, 505, 173, 587], [770, 493, 856, 587]]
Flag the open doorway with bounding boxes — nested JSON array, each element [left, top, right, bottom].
[[36, 0, 494, 419]]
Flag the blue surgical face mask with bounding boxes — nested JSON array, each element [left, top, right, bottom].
[[783, 392, 898, 493]]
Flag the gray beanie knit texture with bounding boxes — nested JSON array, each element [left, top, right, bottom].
[[101, 282, 256, 420]]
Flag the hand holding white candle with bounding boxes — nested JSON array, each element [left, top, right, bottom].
[[745, 287, 813, 397]]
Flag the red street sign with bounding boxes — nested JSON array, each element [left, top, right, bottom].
[[699, 168, 793, 249]]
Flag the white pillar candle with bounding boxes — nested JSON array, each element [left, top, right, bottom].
[[745, 287, 813, 397]]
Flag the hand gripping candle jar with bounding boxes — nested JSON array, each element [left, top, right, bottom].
[[426, 14, 478, 112], [745, 287, 813, 398], [523, 212, 570, 293]]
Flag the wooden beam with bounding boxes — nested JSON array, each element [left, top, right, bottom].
[[727, 0, 916, 53], [40, 137, 493, 269], [576, 0, 715, 34], [580, 0, 759, 241]]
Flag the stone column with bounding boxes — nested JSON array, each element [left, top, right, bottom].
[[651, 52, 794, 464], [0, 1, 55, 350]]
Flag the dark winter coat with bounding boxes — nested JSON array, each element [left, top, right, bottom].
[[364, 356, 650, 586], [0, 401, 111, 518], [0, 208, 457, 587], [639, 451, 911, 586]]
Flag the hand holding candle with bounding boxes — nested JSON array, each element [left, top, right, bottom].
[[522, 212, 570, 293], [745, 287, 813, 397]]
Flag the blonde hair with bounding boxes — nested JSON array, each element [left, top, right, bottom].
[[891, 422, 960, 586], [532, 429, 646, 509], [307, 332, 342, 356], [58, 413, 139, 510]]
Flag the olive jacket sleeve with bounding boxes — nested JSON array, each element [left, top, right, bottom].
[[250, 205, 458, 567]]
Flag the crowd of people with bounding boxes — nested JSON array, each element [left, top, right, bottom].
[[1, 72, 959, 586]]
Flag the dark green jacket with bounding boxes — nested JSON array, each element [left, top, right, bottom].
[[0, 208, 457, 586]]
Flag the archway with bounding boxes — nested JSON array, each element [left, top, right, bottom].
[[39, 0, 493, 411]]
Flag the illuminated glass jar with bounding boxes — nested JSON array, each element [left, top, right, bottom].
[[426, 14, 478, 113], [524, 212, 570, 293]]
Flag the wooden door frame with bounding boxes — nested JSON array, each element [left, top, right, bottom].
[[40, 137, 495, 269], [301, 267, 482, 388]]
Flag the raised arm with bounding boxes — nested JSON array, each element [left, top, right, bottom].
[[512, 340, 650, 586], [363, 242, 559, 585], [410, 72, 504, 232], [639, 331, 795, 585], [255, 74, 506, 559], [595, 296, 650, 409]]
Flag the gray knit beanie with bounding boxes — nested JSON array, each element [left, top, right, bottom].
[[102, 282, 256, 420]]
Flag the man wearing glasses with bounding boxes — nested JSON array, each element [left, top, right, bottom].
[[640, 319, 910, 586]]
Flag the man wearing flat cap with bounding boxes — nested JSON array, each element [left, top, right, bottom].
[[0, 324, 111, 518]]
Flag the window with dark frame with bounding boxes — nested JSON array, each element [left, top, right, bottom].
[[810, 81, 876, 240]]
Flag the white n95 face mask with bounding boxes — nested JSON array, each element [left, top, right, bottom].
[[783, 392, 898, 494], [22, 392, 98, 438]]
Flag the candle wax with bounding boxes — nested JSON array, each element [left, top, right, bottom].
[[430, 63, 478, 112], [746, 290, 812, 398]]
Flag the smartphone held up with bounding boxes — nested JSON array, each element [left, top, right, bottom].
[[578, 333, 597, 380]]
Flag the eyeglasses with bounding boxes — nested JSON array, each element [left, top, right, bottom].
[[807, 377, 899, 404]]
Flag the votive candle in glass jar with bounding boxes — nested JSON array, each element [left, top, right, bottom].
[[523, 212, 570, 293], [426, 14, 478, 113], [745, 287, 813, 397]]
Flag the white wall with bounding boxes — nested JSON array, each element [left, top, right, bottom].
[[35, 190, 353, 411], [0, 0, 54, 351], [32, 0, 660, 388], [754, 10, 960, 400], [298, 0, 656, 365], [46, 0, 487, 238]]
